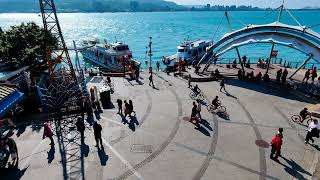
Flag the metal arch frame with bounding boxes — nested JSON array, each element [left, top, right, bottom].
[[199, 22, 320, 72], [214, 32, 320, 59]]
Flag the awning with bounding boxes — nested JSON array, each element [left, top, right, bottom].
[[0, 85, 24, 118]]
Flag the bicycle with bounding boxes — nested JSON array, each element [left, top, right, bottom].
[[207, 100, 226, 114], [189, 91, 205, 101], [291, 114, 313, 125]]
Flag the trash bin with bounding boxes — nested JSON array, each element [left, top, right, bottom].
[[99, 86, 111, 108]]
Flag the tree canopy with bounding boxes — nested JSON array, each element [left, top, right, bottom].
[[0, 22, 57, 71]]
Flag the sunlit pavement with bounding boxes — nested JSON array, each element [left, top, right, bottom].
[[2, 71, 318, 180]]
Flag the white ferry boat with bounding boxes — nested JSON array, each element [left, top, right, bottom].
[[163, 39, 212, 66], [80, 39, 140, 73]]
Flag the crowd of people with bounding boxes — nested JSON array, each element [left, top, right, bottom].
[[303, 67, 318, 84]]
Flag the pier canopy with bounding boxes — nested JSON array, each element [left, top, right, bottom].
[[0, 85, 24, 118], [199, 22, 320, 67]]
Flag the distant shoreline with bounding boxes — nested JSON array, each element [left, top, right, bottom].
[[1, 9, 320, 14]]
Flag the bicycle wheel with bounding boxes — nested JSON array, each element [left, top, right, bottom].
[[306, 118, 312, 126], [218, 106, 226, 113], [189, 92, 197, 100], [291, 115, 301, 123], [207, 105, 215, 113], [197, 94, 205, 101]]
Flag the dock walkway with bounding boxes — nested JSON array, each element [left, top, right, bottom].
[[2, 71, 320, 180]]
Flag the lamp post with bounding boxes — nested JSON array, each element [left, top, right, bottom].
[[148, 37, 153, 73]]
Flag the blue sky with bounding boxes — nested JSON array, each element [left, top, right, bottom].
[[171, 0, 319, 9]]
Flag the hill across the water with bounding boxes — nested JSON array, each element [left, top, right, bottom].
[[0, 0, 187, 13]]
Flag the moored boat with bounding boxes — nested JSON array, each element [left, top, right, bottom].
[[163, 39, 212, 67], [80, 39, 140, 73]]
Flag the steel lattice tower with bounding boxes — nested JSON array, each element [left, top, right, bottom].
[[39, 0, 76, 79], [38, 0, 88, 115]]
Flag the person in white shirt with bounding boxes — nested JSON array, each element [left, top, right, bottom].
[[305, 119, 319, 144], [196, 100, 202, 121]]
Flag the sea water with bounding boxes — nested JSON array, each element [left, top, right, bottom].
[[1, 11, 320, 69]]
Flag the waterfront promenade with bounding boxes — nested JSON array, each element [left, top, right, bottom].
[[1, 71, 319, 180]]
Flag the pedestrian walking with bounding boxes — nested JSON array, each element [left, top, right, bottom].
[[93, 122, 103, 149], [129, 100, 134, 117], [278, 128, 284, 139], [6, 137, 18, 167], [220, 79, 226, 92], [276, 69, 282, 83], [281, 69, 288, 84], [311, 67, 318, 83], [303, 69, 311, 83], [305, 119, 319, 144], [135, 65, 140, 81], [196, 100, 202, 121], [43, 122, 54, 146], [156, 61, 160, 72], [149, 73, 155, 87], [76, 117, 85, 143], [117, 99, 123, 115], [124, 100, 129, 118], [188, 74, 192, 88], [190, 102, 198, 124], [270, 134, 283, 162]]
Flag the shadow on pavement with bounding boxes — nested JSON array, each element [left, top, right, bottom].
[[98, 148, 109, 166], [128, 116, 140, 132], [225, 79, 310, 103], [0, 166, 29, 180], [47, 145, 55, 164], [216, 112, 230, 120], [200, 119, 213, 131], [195, 125, 211, 137], [276, 156, 311, 179]]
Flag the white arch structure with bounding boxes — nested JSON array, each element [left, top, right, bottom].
[[199, 22, 320, 72]]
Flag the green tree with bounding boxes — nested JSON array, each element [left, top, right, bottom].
[[0, 22, 57, 71]]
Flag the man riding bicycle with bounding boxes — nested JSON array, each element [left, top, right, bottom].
[[212, 96, 219, 109], [300, 108, 310, 120], [193, 84, 200, 96]]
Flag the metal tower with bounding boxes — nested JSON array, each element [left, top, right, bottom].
[[38, 1, 89, 179], [39, 0, 76, 79], [38, 0, 89, 115]]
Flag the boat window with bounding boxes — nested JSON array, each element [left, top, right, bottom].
[[199, 48, 202, 53], [125, 45, 129, 50], [178, 49, 184, 52], [188, 51, 191, 55]]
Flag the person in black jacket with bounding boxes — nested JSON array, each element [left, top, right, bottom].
[[76, 117, 86, 143], [93, 122, 103, 149]]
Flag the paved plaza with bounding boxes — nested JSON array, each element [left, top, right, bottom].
[[1, 71, 320, 180]]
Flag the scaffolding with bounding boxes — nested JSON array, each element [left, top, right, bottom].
[[37, 1, 89, 179]]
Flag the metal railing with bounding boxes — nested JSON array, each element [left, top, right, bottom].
[[213, 57, 320, 70]]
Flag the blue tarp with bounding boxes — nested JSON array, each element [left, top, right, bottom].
[[0, 90, 24, 118]]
